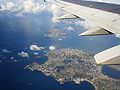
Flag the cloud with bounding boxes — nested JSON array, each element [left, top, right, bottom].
[[21, 0, 49, 14], [18, 52, 29, 58], [50, 4, 62, 23], [16, 12, 24, 17], [0, 0, 64, 19], [0, 2, 15, 11], [0, 0, 48, 15], [33, 52, 39, 55], [2, 49, 11, 53], [49, 46, 56, 50], [50, 4, 59, 23], [75, 21, 88, 29], [58, 38, 63, 41], [23, 0, 42, 13], [0, 4, 5, 10], [6, 2, 15, 10], [115, 34, 120, 38], [1, 0, 120, 16], [10, 57, 14, 60], [30, 44, 44, 51], [64, 26, 74, 31], [75, 20, 99, 31]]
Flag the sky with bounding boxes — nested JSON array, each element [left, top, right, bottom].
[[0, 0, 120, 48], [0, 0, 120, 24], [1, 0, 120, 11], [0, 0, 120, 28]]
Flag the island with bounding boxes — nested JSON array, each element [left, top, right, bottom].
[[25, 48, 120, 90]]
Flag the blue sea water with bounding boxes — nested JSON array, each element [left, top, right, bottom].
[[0, 10, 120, 90]]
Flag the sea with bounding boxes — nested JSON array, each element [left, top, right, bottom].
[[0, 6, 120, 90]]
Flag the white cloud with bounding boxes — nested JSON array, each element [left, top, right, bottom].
[[21, 0, 50, 14], [1, 0, 120, 15], [30, 44, 44, 51], [0, 2, 15, 11], [49, 46, 56, 50], [65, 26, 74, 31], [33, 52, 39, 55], [0, 0, 64, 19], [115, 34, 120, 38], [75, 20, 88, 29], [18, 52, 29, 58], [6, 2, 15, 10], [0, 0, 49, 15], [58, 38, 63, 41], [0, 4, 5, 10], [75, 20, 98, 30], [16, 12, 24, 17], [2, 49, 11, 53], [50, 4, 61, 23], [23, 0, 42, 13], [10, 57, 14, 59]]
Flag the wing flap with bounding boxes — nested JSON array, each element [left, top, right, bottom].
[[79, 26, 112, 36], [94, 45, 120, 64], [58, 13, 78, 19]]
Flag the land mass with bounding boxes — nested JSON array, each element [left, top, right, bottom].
[[25, 48, 120, 90]]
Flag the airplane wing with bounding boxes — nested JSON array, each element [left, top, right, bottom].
[[54, 0, 120, 35], [52, 0, 120, 65]]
